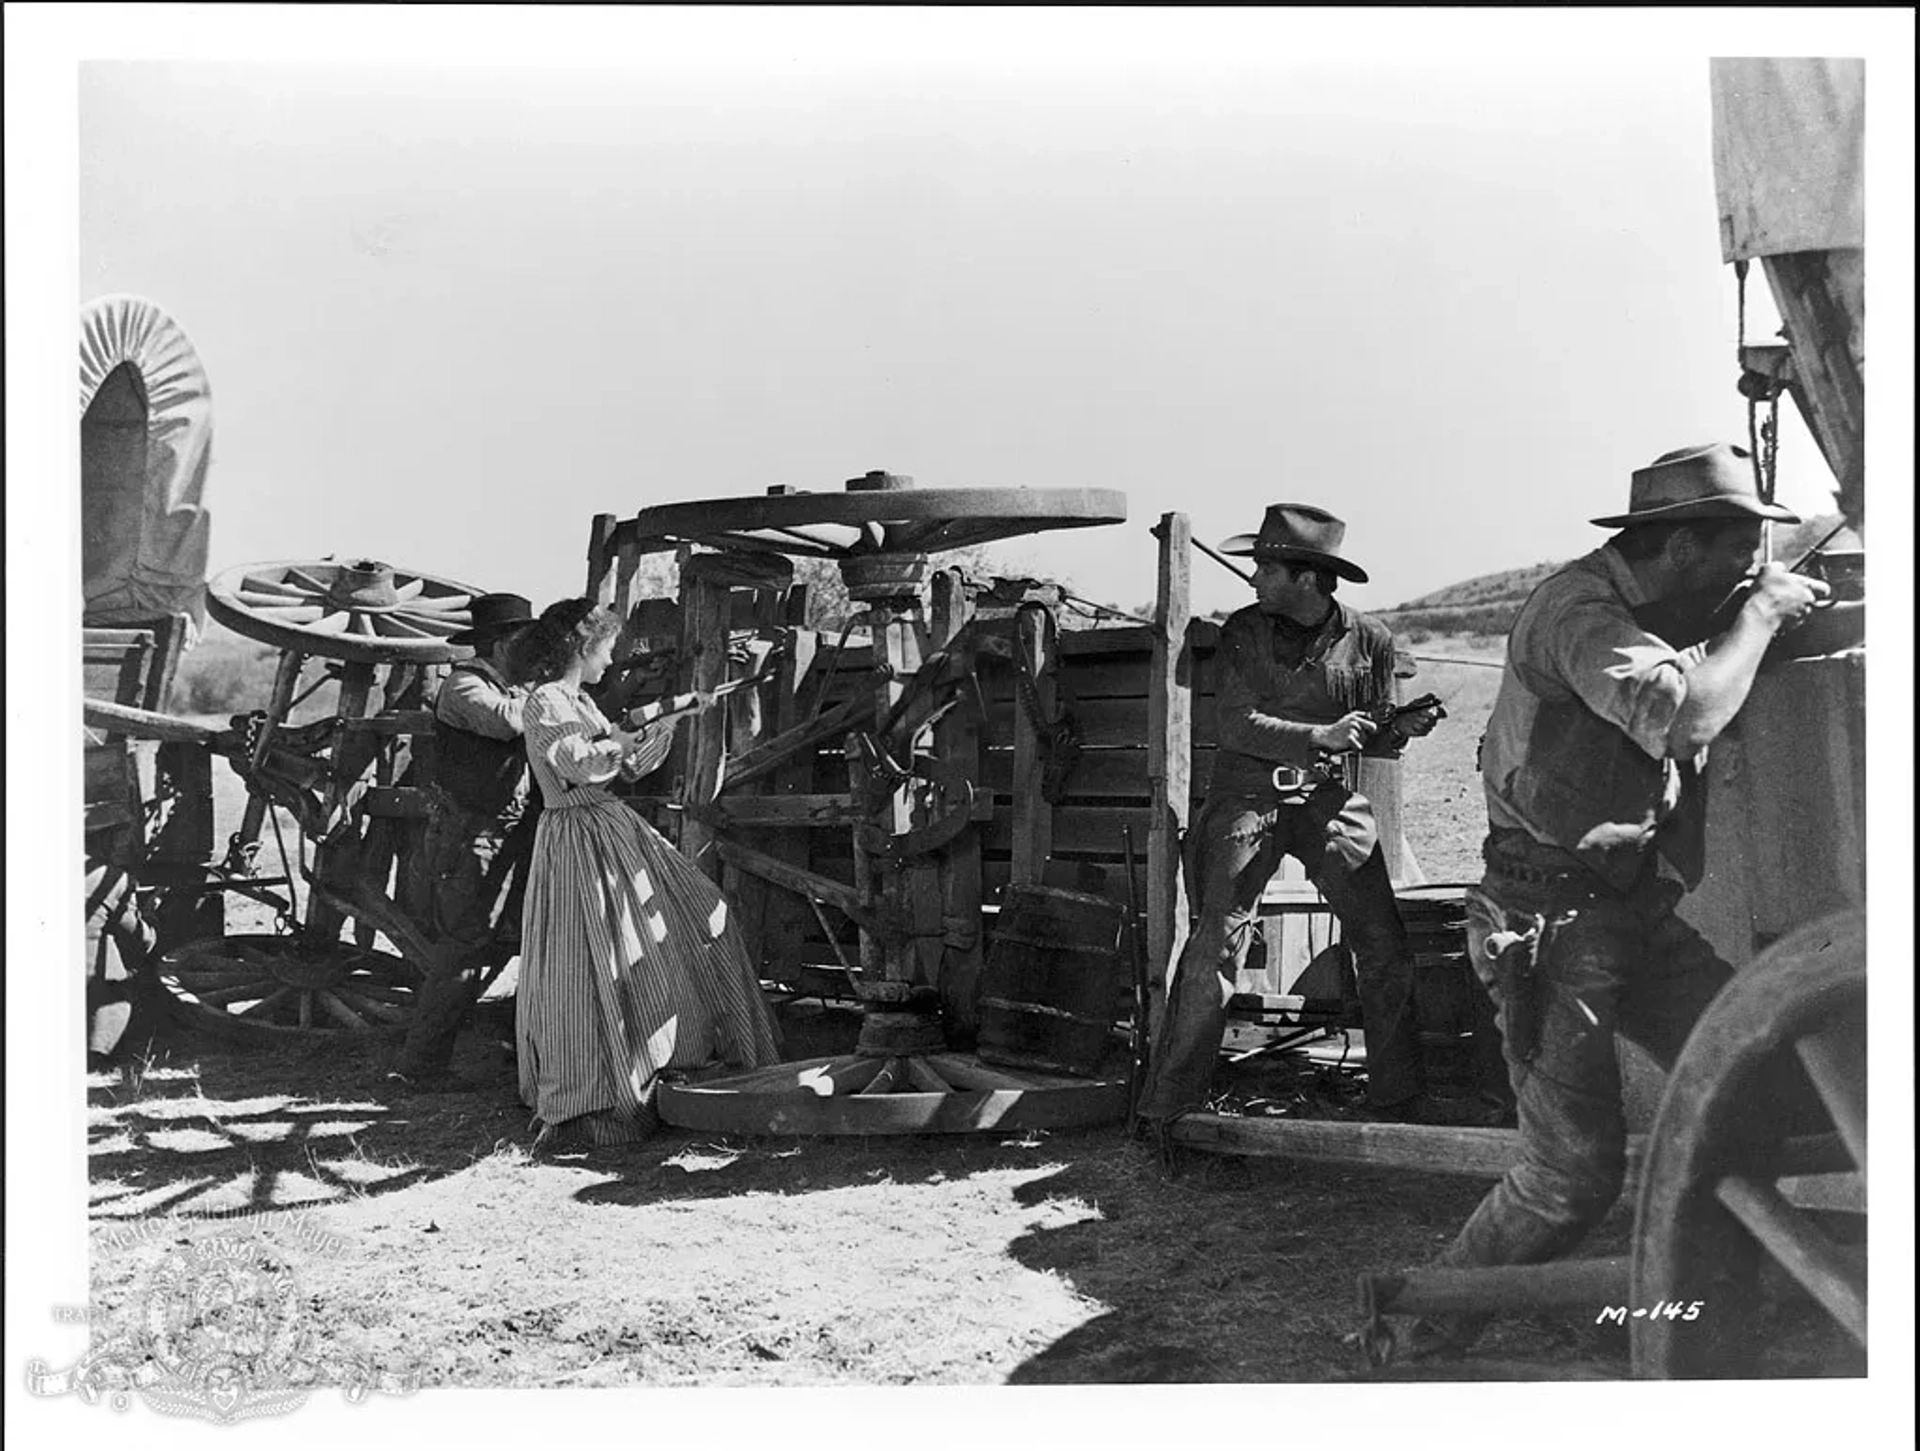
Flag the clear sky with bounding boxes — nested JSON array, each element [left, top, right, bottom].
[[64, 11, 1902, 621]]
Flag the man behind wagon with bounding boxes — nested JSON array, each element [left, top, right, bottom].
[[1135, 503, 1458, 1139], [403, 592, 539, 1075], [1410, 443, 1827, 1357]]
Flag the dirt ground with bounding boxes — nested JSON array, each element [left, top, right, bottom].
[[88, 1003, 1644, 1389], [81, 636, 1801, 1389]]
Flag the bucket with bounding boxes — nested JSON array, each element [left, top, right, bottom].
[[977, 885, 1128, 1078]]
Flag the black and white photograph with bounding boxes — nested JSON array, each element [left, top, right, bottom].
[[8, 4, 1913, 1443]]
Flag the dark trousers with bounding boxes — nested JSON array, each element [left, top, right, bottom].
[[1427, 849, 1731, 1332], [1136, 788, 1423, 1121]]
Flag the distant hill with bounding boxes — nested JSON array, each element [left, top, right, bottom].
[[1376, 561, 1563, 642]]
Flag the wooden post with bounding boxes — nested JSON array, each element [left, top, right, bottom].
[[757, 602, 821, 985], [722, 587, 788, 974], [869, 598, 928, 983], [586, 513, 618, 603], [1148, 513, 1192, 992], [611, 533, 642, 622], [1010, 605, 1056, 885], [931, 569, 983, 1029], [677, 570, 731, 880], [306, 660, 378, 941]]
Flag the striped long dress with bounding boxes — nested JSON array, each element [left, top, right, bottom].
[[515, 682, 779, 1142]]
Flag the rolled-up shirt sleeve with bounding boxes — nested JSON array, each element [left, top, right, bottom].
[[524, 688, 623, 786], [436, 668, 526, 740], [1213, 620, 1321, 766], [1536, 600, 1692, 760]]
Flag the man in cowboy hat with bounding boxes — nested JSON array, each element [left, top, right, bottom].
[[405, 592, 539, 1075], [1136, 503, 1457, 1144], [1409, 443, 1827, 1358]]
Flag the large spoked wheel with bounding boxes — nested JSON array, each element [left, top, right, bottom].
[[157, 933, 418, 1040], [1630, 909, 1867, 1378], [659, 1050, 1128, 1136], [625, 476, 1128, 560], [206, 558, 480, 664]]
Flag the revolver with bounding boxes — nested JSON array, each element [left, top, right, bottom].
[[1360, 692, 1447, 758]]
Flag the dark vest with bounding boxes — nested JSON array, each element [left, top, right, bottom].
[[1501, 614, 1707, 894], [433, 670, 529, 818]]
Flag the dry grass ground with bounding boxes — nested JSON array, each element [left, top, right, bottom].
[[89, 633, 1655, 1388]]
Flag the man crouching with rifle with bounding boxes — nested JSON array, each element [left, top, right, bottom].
[[1406, 443, 1827, 1359]]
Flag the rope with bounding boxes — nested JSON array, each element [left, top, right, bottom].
[[1407, 653, 1504, 670]]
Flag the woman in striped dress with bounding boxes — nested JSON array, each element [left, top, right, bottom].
[[512, 599, 780, 1150]]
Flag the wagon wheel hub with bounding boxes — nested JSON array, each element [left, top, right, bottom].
[[206, 557, 484, 665], [325, 560, 402, 611]]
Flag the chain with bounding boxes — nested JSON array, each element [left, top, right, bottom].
[[1735, 257, 1770, 503], [1760, 389, 1781, 506], [265, 793, 305, 935]]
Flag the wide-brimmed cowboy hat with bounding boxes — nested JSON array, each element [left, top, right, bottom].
[[1590, 443, 1802, 527], [1219, 504, 1368, 584], [449, 592, 534, 646]]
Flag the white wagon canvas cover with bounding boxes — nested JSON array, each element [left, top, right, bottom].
[[80, 293, 213, 636]]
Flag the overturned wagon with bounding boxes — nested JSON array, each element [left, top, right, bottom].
[[576, 477, 1434, 1135]]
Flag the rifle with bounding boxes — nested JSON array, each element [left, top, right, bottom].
[[619, 669, 777, 729], [1632, 521, 1849, 648]]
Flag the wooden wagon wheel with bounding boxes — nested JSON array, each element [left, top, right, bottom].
[[635, 473, 1131, 1134], [659, 1050, 1128, 1136], [623, 475, 1128, 562], [168, 557, 485, 1036], [156, 932, 416, 1040], [1630, 909, 1866, 1378], [206, 558, 480, 665]]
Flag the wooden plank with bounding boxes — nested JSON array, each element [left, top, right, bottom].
[[723, 696, 875, 792], [82, 698, 221, 746], [982, 745, 1217, 800], [977, 652, 1219, 704], [1148, 513, 1193, 989], [709, 837, 882, 932], [866, 601, 933, 983], [83, 630, 156, 712], [1010, 606, 1055, 884], [611, 535, 642, 622], [1173, 1115, 1652, 1187], [722, 589, 787, 972], [932, 568, 986, 1030], [585, 512, 618, 603], [677, 572, 732, 880], [983, 804, 1154, 858], [710, 793, 860, 829], [982, 856, 1144, 909], [758, 619, 824, 986], [1016, 694, 1215, 749]]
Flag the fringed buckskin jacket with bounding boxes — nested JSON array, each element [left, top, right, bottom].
[[1207, 601, 1400, 797]]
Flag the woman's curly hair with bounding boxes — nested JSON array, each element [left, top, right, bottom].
[[511, 598, 622, 685]]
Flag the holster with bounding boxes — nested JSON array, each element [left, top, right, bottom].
[[1491, 926, 1545, 1065]]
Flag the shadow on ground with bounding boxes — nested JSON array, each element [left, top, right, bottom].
[[92, 994, 1643, 1383]]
